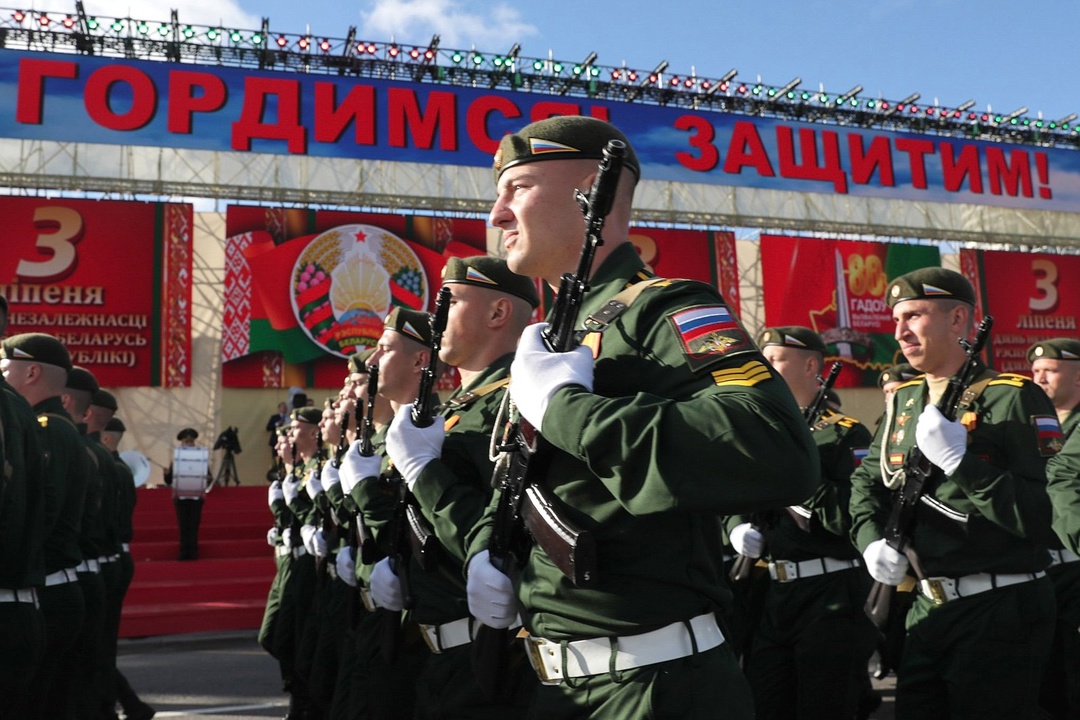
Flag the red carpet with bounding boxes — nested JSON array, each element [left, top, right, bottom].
[[120, 485, 274, 638]]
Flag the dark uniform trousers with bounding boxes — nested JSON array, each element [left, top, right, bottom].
[[174, 497, 203, 561], [896, 576, 1056, 720], [0, 599, 46, 719], [71, 569, 108, 719], [1039, 560, 1080, 719], [27, 580, 85, 720]]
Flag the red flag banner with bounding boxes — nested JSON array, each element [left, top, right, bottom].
[[761, 234, 940, 387], [0, 198, 192, 387], [629, 228, 740, 316], [961, 248, 1080, 374]]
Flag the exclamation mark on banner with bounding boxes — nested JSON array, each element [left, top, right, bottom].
[[1036, 152, 1052, 199]]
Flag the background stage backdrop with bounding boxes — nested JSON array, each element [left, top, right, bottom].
[[0, 197, 192, 387]]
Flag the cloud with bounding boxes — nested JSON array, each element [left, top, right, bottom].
[[78, 0, 261, 30], [358, 0, 538, 48]]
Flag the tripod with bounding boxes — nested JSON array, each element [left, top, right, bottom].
[[215, 450, 240, 487]]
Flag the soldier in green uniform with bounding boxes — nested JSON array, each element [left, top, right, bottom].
[[878, 362, 918, 405], [728, 326, 876, 720], [466, 116, 819, 719], [1027, 338, 1080, 719], [0, 301, 48, 718], [377, 256, 539, 717], [1048, 406, 1080, 556], [1, 333, 91, 719], [850, 268, 1058, 719]]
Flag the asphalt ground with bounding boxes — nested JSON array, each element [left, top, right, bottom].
[[118, 631, 897, 719]]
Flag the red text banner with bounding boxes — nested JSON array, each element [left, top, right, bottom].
[[961, 248, 1080, 374], [1, 198, 192, 387], [761, 234, 940, 387]]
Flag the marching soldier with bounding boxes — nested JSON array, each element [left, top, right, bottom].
[[851, 268, 1058, 719], [466, 116, 819, 718], [1, 333, 91, 719], [730, 326, 877, 720], [1027, 338, 1080, 719]]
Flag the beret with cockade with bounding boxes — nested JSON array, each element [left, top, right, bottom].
[[347, 347, 377, 375], [878, 363, 919, 388], [384, 307, 433, 347], [1027, 337, 1080, 363], [292, 406, 323, 425], [756, 326, 828, 355], [885, 267, 975, 308], [493, 116, 640, 184], [442, 255, 540, 309], [66, 366, 100, 394], [1, 333, 72, 371]]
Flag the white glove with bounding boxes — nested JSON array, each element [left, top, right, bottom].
[[282, 476, 302, 505], [510, 323, 594, 432], [370, 557, 404, 611], [268, 480, 284, 508], [341, 440, 382, 495], [386, 405, 445, 491], [305, 470, 324, 500], [300, 524, 328, 558], [336, 547, 357, 587], [266, 527, 280, 547], [322, 461, 341, 489], [862, 538, 910, 586], [282, 527, 297, 550], [915, 404, 968, 475], [467, 550, 517, 629], [729, 523, 764, 559]]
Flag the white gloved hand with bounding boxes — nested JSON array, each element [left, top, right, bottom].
[[299, 524, 328, 558], [862, 538, 910, 586], [510, 323, 594, 431], [915, 404, 968, 475], [268, 480, 284, 508], [729, 523, 765, 559], [370, 557, 404, 611], [336, 547, 357, 587], [282, 476, 302, 505], [266, 527, 280, 547], [282, 526, 297, 550], [341, 440, 382, 495], [305, 470, 324, 500], [467, 550, 517, 629], [386, 405, 445, 491], [322, 461, 341, 489]]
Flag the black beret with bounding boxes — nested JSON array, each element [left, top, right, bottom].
[[1027, 338, 1080, 363], [756, 326, 827, 355], [92, 389, 118, 411], [66, 366, 100, 394], [0, 333, 72, 371], [293, 406, 323, 425], [493, 116, 640, 184], [104, 417, 126, 432], [886, 268, 975, 308], [878, 363, 919, 388], [384, 307, 433, 347], [347, 347, 376, 375], [177, 427, 199, 441], [442, 255, 540, 308]]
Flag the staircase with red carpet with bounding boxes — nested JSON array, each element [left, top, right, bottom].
[[119, 485, 276, 638]]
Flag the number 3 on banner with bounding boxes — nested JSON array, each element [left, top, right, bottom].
[[1029, 258, 1058, 313], [17, 206, 84, 281]]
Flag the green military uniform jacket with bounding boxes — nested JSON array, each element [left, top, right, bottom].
[[1047, 407, 1080, 555], [349, 423, 396, 587], [730, 407, 872, 562], [35, 396, 90, 574], [407, 354, 510, 626], [468, 242, 819, 640], [850, 368, 1057, 576], [0, 381, 46, 588]]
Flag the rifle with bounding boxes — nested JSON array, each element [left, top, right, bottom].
[[354, 365, 380, 565], [472, 139, 625, 701], [864, 315, 993, 628], [380, 287, 452, 663], [728, 361, 843, 583]]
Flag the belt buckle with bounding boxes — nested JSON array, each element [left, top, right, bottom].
[[920, 578, 949, 605], [524, 636, 559, 685], [773, 560, 793, 582], [419, 624, 441, 654], [359, 588, 376, 613]]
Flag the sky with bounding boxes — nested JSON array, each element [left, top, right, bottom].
[[76, 0, 1080, 124]]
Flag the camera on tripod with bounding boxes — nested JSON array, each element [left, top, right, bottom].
[[214, 426, 242, 455]]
